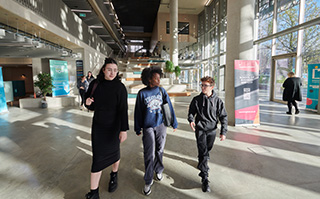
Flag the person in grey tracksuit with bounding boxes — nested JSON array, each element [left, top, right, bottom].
[[188, 76, 228, 193]]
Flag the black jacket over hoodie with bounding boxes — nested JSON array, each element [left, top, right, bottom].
[[188, 91, 228, 135]]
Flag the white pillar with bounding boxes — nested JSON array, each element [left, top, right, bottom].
[[271, 0, 278, 57], [295, 0, 305, 77], [225, 0, 255, 126], [170, 0, 178, 66]]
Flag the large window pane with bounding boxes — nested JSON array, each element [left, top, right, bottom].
[[258, 0, 274, 38], [258, 15, 273, 38], [277, 0, 300, 32], [301, 24, 320, 102], [220, 19, 226, 53], [275, 32, 298, 55], [274, 57, 296, 100], [258, 40, 272, 100], [304, 0, 320, 22]]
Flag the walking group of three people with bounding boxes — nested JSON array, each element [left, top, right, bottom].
[[83, 58, 228, 199]]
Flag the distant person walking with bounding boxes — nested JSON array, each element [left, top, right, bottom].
[[77, 75, 89, 110], [84, 58, 129, 199], [134, 67, 178, 196], [188, 76, 228, 193], [86, 71, 95, 84], [282, 71, 302, 115]]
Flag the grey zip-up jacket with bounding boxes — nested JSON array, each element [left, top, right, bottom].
[[188, 91, 228, 135]]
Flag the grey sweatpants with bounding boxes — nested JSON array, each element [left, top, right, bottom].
[[142, 123, 167, 185]]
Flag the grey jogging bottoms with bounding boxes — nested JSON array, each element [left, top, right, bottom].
[[142, 123, 167, 185]]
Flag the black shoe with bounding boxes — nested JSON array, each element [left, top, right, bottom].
[[202, 179, 211, 192], [286, 112, 292, 115], [108, 171, 118, 192], [295, 110, 300, 114], [85, 191, 99, 199]]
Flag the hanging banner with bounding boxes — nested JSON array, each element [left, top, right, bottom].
[[49, 60, 70, 97], [234, 60, 260, 126], [306, 64, 320, 110], [0, 67, 8, 113]]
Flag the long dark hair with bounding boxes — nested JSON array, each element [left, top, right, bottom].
[[97, 58, 119, 82]]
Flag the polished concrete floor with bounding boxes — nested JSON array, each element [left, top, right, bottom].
[[0, 96, 320, 199]]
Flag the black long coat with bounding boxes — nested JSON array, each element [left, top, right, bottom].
[[282, 77, 302, 101]]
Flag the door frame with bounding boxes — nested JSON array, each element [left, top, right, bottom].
[[270, 52, 296, 103]]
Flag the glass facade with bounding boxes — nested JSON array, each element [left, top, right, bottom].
[[177, 0, 320, 102], [178, 0, 227, 91]]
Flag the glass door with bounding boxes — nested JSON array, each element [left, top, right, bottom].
[[271, 53, 296, 102]]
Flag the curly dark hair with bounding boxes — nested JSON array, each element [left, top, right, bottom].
[[97, 58, 119, 82], [141, 66, 163, 86]]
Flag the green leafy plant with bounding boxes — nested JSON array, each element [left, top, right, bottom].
[[34, 73, 54, 101], [165, 60, 174, 73], [174, 66, 181, 79]]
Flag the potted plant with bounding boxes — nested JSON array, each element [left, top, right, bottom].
[[173, 66, 181, 84], [174, 66, 181, 79], [165, 60, 175, 73], [34, 73, 54, 108]]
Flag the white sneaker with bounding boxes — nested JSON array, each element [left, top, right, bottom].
[[156, 172, 163, 181], [142, 180, 153, 196]]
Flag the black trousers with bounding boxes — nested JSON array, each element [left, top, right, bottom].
[[287, 100, 298, 113], [79, 89, 86, 106], [195, 129, 216, 179]]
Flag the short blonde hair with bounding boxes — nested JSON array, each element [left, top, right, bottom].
[[288, 72, 295, 77]]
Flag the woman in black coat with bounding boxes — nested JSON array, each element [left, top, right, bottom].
[[282, 71, 302, 115], [84, 58, 129, 199]]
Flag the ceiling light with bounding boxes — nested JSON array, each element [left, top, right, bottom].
[[0, 28, 5, 38], [71, 9, 92, 13], [16, 34, 25, 42], [88, 25, 104, 29], [99, 35, 110, 37], [205, 0, 213, 6], [110, 2, 115, 10]]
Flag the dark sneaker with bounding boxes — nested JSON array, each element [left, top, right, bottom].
[[142, 180, 153, 196], [156, 172, 163, 181], [295, 110, 300, 114], [202, 179, 211, 192], [108, 172, 118, 192], [85, 191, 99, 199], [286, 112, 292, 115]]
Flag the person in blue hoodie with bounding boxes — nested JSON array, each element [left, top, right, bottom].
[[134, 67, 178, 196], [188, 76, 228, 193]]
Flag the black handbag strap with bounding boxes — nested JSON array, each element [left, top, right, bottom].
[[159, 87, 166, 103], [90, 81, 98, 97]]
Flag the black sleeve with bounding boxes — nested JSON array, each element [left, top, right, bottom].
[[217, 99, 228, 135], [118, 83, 129, 131], [84, 80, 97, 110], [282, 79, 288, 88], [188, 97, 197, 123]]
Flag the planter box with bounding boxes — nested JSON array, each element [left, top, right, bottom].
[[19, 96, 76, 108]]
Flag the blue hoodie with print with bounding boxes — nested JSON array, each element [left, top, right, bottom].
[[134, 86, 178, 135]]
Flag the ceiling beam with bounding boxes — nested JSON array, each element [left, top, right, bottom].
[[87, 0, 125, 52], [124, 32, 152, 38]]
